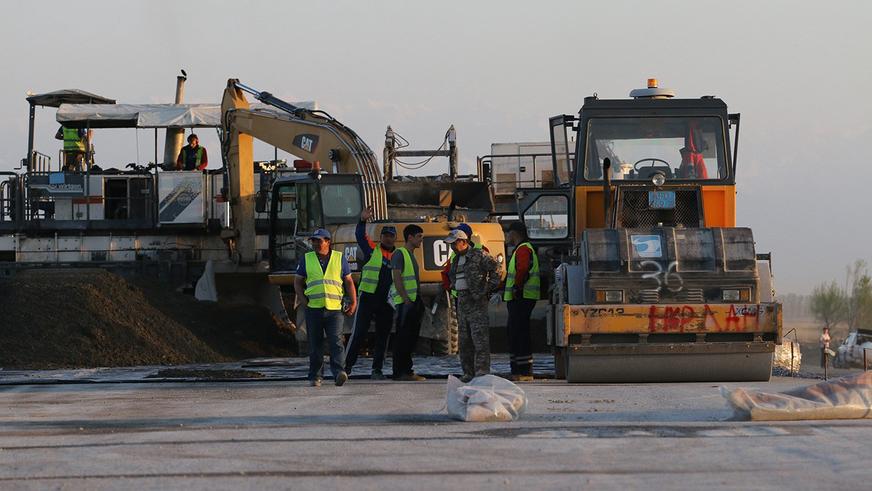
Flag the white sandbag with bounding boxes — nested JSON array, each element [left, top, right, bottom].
[[773, 340, 802, 373], [722, 372, 872, 421], [194, 260, 218, 302], [446, 375, 527, 422]]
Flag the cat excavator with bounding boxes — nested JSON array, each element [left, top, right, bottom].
[[219, 79, 505, 351]]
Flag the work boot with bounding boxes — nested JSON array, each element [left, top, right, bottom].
[[394, 373, 426, 382], [335, 371, 348, 387], [371, 370, 386, 380], [309, 378, 322, 387]]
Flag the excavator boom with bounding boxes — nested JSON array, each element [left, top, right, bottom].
[[221, 79, 387, 235]]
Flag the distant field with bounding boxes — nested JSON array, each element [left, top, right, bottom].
[[785, 318, 848, 344], [783, 317, 852, 370]]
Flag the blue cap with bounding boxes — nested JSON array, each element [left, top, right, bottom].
[[310, 228, 331, 240], [454, 223, 473, 237], [380, 226, 397, 236]]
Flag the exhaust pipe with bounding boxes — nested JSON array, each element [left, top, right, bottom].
[[602, 158, 612, 227], [163, 70, 187, 168]]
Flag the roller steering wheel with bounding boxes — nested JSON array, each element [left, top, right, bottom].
[[633, 158, 671, 171]]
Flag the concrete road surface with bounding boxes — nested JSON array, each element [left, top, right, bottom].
[[0, 375, 869, 490]]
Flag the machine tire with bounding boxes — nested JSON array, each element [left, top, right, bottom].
[[294, 305, 308, 349], [447, 298, 459, 354], [417, 293, 458, 355]]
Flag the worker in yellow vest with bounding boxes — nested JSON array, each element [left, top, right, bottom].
[[176, 134, 209, 171], [293, 228, 357, 387], [344, 206, 397, 379], [389, 224, 426, 381], [502, 221, 540, 382], [54, 125, 92, 172]]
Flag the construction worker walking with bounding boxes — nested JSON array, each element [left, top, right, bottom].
[[445, 229, 500, 382], [344, 206, 396, 379], [503, 222, 540, 382], [294, 229, 357, 387], [390, 224, 426, 381]]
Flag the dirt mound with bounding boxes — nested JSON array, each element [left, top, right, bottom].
[[0, 269, 294, 369]]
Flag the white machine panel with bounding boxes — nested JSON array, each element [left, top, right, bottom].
[[158, 172, 205, 225]]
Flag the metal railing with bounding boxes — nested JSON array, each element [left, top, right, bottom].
[[0, 173, 17, 223], [29, 151, 54, 174]]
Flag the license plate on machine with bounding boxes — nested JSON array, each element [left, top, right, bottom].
[[648, 191, 675, 210]]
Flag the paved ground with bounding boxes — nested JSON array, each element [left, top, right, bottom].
[[1, 361, 870, 490]]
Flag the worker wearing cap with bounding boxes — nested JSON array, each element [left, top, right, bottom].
[[502, 221, 540, 382], [294, 228, 357, 387], [440, 223, 488, 295], [176, 134, 208, 171], [445, 229, 500, 382], [344, 206, 397, 380], [55, 125, 92, 172], [390, 224, 426, 381]]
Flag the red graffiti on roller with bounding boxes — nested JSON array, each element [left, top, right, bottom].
[[648, 304, 760, 333]]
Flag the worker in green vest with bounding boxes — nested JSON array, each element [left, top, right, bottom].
[[390, 224, 425, 381], [502, 221, 540, 382], [176, 134, 209, 171], [294, 228, 357, 387], [344, 206, 397, 379], [54, 125, 92, 172]]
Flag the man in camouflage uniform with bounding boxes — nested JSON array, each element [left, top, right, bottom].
[[444, 229, 500, 382]]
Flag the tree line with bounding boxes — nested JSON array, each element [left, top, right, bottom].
[[810, 260, 872, 331]]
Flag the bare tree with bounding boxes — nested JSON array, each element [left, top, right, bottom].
[[845, 260, 871, 330], [851, 275, 872, 329], [810, 281, 846, 329]]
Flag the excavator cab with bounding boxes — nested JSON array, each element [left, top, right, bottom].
[[267, 173, 364, 275]]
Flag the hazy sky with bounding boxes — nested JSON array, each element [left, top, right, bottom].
[[1, 0, 870, 294]]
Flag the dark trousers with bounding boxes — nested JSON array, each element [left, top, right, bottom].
[[820, 347, 828, 368], [344, 292, 395, 374], [63, 151, 85, 172], [393, 298, 423, 376], [305, 307, 345, 380], [507, 299, 536, 375]]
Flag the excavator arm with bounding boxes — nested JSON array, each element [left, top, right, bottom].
[[219, 79, 387, 263]]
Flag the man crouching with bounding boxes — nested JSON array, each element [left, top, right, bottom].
[[445, 229, 500, 382]]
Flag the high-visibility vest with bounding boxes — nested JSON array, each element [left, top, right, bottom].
[[448, 241, 483, 298], [304, 250, 344, 310], [181, 145, 205, 169], [359, 245, 391, 294], [389, 247, 418, 305], [62, 127, 85, 152], [504, 242, 540, 301]]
